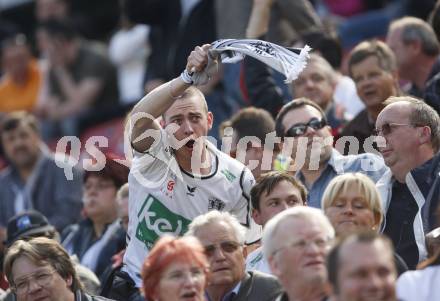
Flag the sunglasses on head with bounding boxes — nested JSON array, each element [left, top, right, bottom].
[[284, 118, 327, 138], [204, 240, 241, 257]]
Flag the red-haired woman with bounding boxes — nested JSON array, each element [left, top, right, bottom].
[[141, 235, 209, 301]]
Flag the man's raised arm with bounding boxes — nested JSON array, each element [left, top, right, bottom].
[[130, 44, 214, 153]]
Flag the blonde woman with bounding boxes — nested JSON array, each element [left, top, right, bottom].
[[322, 172, 408, 274]]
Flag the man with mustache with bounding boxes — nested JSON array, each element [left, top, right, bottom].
[[0, 111, 83, 236]]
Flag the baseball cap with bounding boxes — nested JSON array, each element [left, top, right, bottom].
[[5, 211, 55, 247]]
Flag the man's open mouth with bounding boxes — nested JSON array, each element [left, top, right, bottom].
[[185, 139, 195, 149], [182, 291, 197, 298]]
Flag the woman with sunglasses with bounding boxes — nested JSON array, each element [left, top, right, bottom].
[[141, 235, 209, 301]]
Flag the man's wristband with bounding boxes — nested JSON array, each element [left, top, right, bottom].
[[180, 69, 194, 85]]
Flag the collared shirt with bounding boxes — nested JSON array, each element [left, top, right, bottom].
[[245, 246, 271, 275], [298, 149, 387, 208], [206, 282, 241, 301]]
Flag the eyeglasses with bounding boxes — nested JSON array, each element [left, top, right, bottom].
[[272, 236, 331, 256], [373, 122, 420, 136], [13, 268, 55, 295], [284, 118, 327, 137], [204, 240, 241, 257]]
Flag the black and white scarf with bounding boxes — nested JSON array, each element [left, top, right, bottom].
[[211, 39, 310, 83]]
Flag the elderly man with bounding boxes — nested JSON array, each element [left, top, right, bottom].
[[262, 206, 335, 301], [3, 237, 113, 301], [246, 171, 307, 274], [386, 16, 440, 113], [275, 98, 387, 208], [375, 96, 440, 269], [186, 210, 281, 301], [327, 232, 398, 301]]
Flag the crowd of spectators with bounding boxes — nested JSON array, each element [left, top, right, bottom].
[[2, 0, 440, 301]]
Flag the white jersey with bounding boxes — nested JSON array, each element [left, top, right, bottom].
[[245, 246, 271, 275], [123, 129, 257, 286]]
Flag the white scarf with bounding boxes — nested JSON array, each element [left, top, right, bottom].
[[185, 39, 311, 86], [211, 39, 310, 83]]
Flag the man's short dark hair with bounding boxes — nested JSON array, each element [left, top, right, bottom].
[[229, 107, 275, 145], [0, 111, 40, 136], [1, 33, 28, 55], [327, 232, 395, 293], [84, 154, 129, 189], [38, 18, 78, 41], [348, 39, 397, 77], [275, 97, 326, 138], [250, 171, 307, 211], [301, 30, 343, 69], [390, 17, 440, 57]]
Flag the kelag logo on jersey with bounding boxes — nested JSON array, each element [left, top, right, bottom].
[[221, 169, 236, 182], [135, 194, 191, 249]]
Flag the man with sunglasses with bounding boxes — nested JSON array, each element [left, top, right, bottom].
[[275, 98, 387, 208], [375, 96, 440, 269], [186, 210, 281, 301]]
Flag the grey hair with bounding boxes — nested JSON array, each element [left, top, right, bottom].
[[185, 210, 247, 244], [389, 16, 439, 57], [305, 53, 337, 84], [262, 206, 335, 260]]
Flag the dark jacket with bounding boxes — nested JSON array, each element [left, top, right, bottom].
[[339, 109, 377, 155], [378, 151, 440, 269], [231, 271, 281, 301], [62, 219, 126, 280], [409, 57, 440, 115], [0, 151, 83, 231], [124, 0, 216, 81], [77, 290, 115, 301]]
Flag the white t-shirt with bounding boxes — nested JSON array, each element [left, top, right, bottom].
[[245, 246, 271, 275], [397, 265, 440, 301], [333, 75, 365, 120], [123, 129, 257, 286]]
